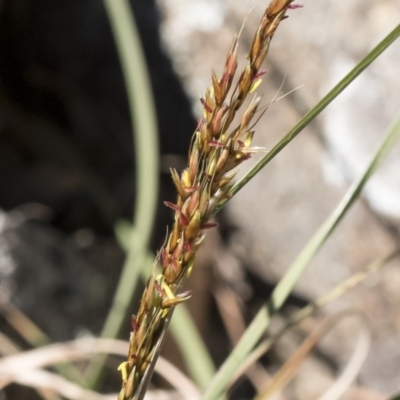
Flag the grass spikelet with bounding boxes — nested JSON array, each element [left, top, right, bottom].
[[117, 1, 296, 398]]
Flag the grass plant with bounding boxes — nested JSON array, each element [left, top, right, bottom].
[[1, 1, 399, 400], [104, 0, 400, 399], [113, 1, 303, 399]]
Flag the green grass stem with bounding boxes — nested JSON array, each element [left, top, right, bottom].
[[85, 0, 159, 388], [215, 23, 400, 214], [202, 25, 400, 400], [170, 305, 216, 390]]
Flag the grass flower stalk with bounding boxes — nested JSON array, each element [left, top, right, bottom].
[[117, 1, 297, 398]]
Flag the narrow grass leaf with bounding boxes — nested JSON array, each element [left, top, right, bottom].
[[214, 23, 400, 214], [86, 0, 159, 388], [255, 311, 370, 400], [202, 61, 400, 400], [228, 250, 399, 388], [170, 305, 216, 390]]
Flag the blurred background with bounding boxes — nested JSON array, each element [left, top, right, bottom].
[[0, 0, 400, 399]]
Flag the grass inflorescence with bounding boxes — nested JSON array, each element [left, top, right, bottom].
[[117, 1, 297, 399]]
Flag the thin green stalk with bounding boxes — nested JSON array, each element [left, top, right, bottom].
[[202, 25, 400, 400], [230, 249, 400, 388], [170, 305, 216, 390], [85, 0, 159, 388], [204, 114, 400, 400], [215, 23, 400, 214], [270, 110, 400, 310]]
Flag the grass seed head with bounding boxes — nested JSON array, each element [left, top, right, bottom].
[[118, 1, 298, 397]]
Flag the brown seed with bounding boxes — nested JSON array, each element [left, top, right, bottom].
[[181, 196, 191, 222], [135, 314, 147, 348], [267, 0, 290, 16], [181, 168, 191, 188], [218, 172, 236, 189], [207, 157, 217, 177], [170, 168, 188, 200], [164, 263, 178, 284], [188, 187, 200, 217], [198, 187, 210, 217], [253, 38, 270, 72], [185, 256, 195, 278], [188, 146, 199, 183], [244, 130, 255, 148], [250, 26, 263, 62], [185, 210, 201, 242], [211, 70, 223, 105], [225, 37, 238, 77], [239, 96, 261, 134], [169, 221, 179, 253], [144, 275, 155, 311], [128, 332, 137, 360], [173, 234, 185, 261], [238, 64, 253, 101], [215, 144, 230, 175], [124, 367, 137, 398], [161, 248, 170, 269], [179, 211, 189, 227], [183, 248, 194, 264]]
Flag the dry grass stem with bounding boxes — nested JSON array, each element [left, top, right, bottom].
[[0, 337, 197, 399], [0, 331, 62, 400], [228, 250, 400, 385], [255, 311, 371, 400], [117, 1, 298, 399], [0, 293, 50, 346], [11, 369, 110, 400], [213, 284, 273, 393], [344, 386, 387, 400]]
